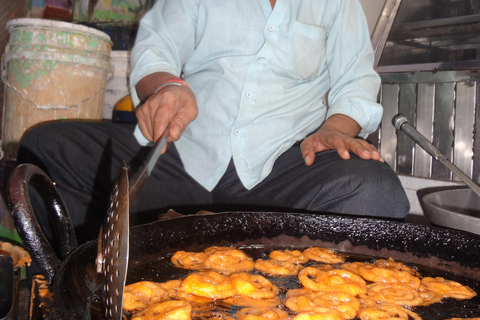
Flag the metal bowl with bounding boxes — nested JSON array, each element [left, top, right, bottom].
[[421, 188, 480, 235]]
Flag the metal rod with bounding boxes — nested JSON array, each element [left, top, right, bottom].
[[392, 114, 480, 198], [128, 126, 169, 203]]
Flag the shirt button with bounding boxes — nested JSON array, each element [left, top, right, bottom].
[[234, 129, 240, 135], [258, 58, 265, 63], [268, 25, 275, 31], [246, 92, 252, 98]]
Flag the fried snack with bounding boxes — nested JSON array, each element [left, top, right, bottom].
[[176, 293, 215, 304], [340, 262, 371, 275], [417, 284, 444, 306], [131, 300, 191, 320], [236, 307, 289, 320], [303, 247, 345, 264], [309, 264, 335, 272], [357, 264, 421, 289], [158, 279, 214, 303], [421, 277, 477, 300], [269, 249, 309, 264], [172, 280, 215, 304], [192, 310, 236, 320], [181, 271, 236, 299], [298, 267, 367, 296], [375, 257, 421, 278], [171, 251, 208, 271], [204, 247, 255, 274], [291, 311, 344, 320], [286, 287, 317, 298], [190, 303, 236, 320], [229, 272, 279, 299], [255, 258, 303, 276], [157, 279, 182, 298], [286, 292, 360, 320], [357, 302, 422, 320], [0, 241, 31, 267], [170, 246, 255, 274], [193, 311, 235, 320], [203, 246, 232, 255], [125, 248, 479, 319], [286, 293, 322, 312], [225, 273, 281, 307], [363, 283, 423, 307], [123, 281, 169, 312], [224, 295, 282, 308]]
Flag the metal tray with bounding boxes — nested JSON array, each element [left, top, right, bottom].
[[420, 187, 480, 235]]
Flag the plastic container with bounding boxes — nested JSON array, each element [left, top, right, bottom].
[[1, 18, 113, 160], [103, 50, 130, 119]]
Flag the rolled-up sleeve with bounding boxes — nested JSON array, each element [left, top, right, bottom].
[[324, 0, 383, 138], [129, 0, 198, 106]]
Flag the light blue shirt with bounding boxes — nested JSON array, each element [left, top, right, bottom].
[[130, 0, 382, 191]]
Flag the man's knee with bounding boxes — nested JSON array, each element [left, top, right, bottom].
[[17, 124, 58, 165], [305, 156, 410, 219], [345, 159, 410, 218]]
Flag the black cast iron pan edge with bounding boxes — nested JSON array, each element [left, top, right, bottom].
[[7, 164, 78, 284], [127, 211, 480, 280], [46, 211, 480, 319]]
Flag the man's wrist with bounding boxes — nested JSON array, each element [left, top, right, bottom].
[[323, 114, 361, 137], [152, 79, 190, 95]]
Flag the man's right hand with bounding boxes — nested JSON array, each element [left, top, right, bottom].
[[135, 73, 198, 148]]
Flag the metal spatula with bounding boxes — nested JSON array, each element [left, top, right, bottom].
[[96, 127, 169, 319], [96, 165, 129, 319]]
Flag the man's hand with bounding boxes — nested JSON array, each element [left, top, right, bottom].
[[300, 114, 383, 166], [135, 73, 198, 149]]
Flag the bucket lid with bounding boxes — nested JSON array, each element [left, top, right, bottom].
[[6, 18, 111, 42]]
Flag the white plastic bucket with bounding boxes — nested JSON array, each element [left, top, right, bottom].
[[1, 18, 113, 160], [103, 50, 130, 119]]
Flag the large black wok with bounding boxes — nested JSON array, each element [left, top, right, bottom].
[[8, 164, 480, 319]]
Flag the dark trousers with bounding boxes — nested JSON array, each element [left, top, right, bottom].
[[17, 121, 410, 244]]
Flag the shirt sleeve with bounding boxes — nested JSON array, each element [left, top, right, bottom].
[[129, 0, 198, 107], [324, 0, 383, 138]]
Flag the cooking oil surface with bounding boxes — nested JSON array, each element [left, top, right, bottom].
[[125, 245, 480, 319]]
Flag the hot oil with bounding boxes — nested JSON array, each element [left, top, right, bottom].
[[125, 245, 480, 319]]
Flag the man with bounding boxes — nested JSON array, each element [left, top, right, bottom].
[[18, 0, 409, 244]]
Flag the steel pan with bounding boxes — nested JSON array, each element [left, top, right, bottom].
[[420, 187, 480, 235]]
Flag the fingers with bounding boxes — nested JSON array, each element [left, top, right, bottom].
[[330, 138, 351, 160], [167, 98, 198, 141], [136, 86, 198, 143], [300, 133, 350, 166], [300, 132, 384, 166], [301, 148, 315, 166], [300, 135, 331, 166], [136, 95, 166, 142], [350, 140, 384, 162], [300, 135, 324, 166], [150, 90, 184, 142], [136, 108, 154, 142]]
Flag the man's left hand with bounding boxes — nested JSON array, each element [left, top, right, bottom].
[[300, 114, 383, 166]]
